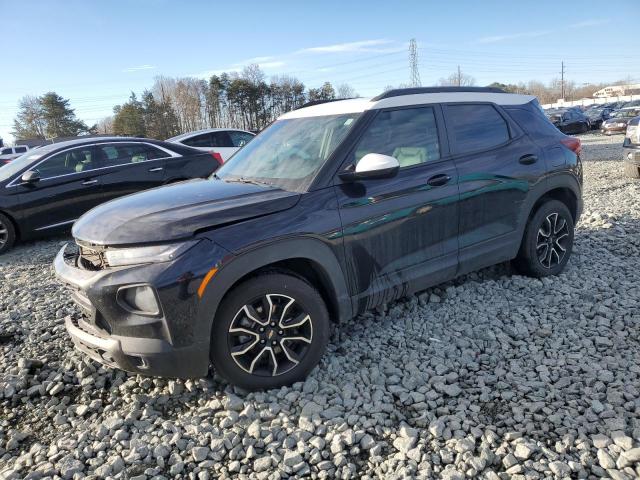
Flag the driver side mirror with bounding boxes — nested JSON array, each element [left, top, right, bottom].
[[339, 153, 400, 182], [21, 170, 40, 184]]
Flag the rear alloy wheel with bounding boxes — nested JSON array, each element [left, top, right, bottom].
[[210, 273, 329, 390], [536, 212, 570, 269], [514, 200, 574, 277], [0, 213, 16, 255]]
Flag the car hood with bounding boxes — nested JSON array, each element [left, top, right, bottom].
[[72, 178, 300, 246]]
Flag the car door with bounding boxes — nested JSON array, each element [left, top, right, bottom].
[[96, 142, 168, 204], [443, 103, 545, 274], [13, 145, 104, 233], [334, 105, 459, 312]]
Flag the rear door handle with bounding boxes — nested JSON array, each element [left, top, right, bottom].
[[148, 167, 163, 172], [519, 154, 538, 165], [426, 174, 451, 187], [82, 179, 98, 185]]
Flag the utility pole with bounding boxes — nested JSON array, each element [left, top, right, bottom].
[[457, 65, 462, 86], [409, 39, 421, 87], [561, 61, 565, 99]]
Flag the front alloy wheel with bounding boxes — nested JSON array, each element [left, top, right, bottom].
[[210, 273, 330, 390], [229, 294, 313, 377], [0, 213, 16, 255]]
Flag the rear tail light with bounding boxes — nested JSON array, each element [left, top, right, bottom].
[[210, 152, 224, 165], [560, 136, 581, 155]]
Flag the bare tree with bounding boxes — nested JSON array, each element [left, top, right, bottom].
[[96, 116, 113, 134], [336, 83, 357, 99], [438, 68, 475, 87]]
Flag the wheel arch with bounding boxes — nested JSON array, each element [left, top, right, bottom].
[[195, 237, 352, 346], [0, 209, 20, 240]]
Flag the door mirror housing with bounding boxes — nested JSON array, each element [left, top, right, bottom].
[[339, 153, 400, 181], [21, 170, 40, 184]]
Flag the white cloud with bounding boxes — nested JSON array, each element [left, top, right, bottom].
[[477, 31, 551, 44], [569, 19, 610, 29], [122, 64, 156, 73], [297, 39, 398, 54]]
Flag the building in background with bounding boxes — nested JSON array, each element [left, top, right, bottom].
[[593, 83, 640, 98]]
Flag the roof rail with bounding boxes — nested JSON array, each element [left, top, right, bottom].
[[297, 98, 353, 109], [372, 86, 506, 101]]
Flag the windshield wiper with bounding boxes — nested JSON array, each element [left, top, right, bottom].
[[225, 177, 273, 187]]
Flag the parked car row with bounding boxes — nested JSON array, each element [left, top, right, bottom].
[[544, 102, 640, 136]]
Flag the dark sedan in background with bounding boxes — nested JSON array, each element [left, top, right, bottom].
[[546, 108, 590, 134], [585, 106, 613, 129], [0, 137, 219, 254]]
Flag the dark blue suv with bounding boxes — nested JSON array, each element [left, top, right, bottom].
[[55, 87, 583, 390]]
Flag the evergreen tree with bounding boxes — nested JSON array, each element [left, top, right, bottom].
[[39, 92, 92, 137], [12, 92, 91, 140], [112, 93, 146, 137]]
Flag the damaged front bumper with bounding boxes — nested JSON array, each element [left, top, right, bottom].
[[54, 242, 220, 378]]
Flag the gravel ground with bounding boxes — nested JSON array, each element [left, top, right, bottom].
[[1, 132, 639, 479]]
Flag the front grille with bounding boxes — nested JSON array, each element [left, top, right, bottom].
[[77, 243, 109, 270]]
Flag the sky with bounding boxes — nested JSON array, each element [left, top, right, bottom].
[[1, 0, 639, 143]]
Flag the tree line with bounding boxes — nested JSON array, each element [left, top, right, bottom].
[[10, 64, 635, 142], [105, 66, 351, 139]]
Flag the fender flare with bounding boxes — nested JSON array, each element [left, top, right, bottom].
[[515, 173, 582, 249], [194, 236, 352, 344]]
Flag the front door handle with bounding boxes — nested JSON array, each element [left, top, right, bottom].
[[519, 154, 538, 165], [426, 174, 451, 187], [82, 179, 98, 185], [148, 167, 163, 172]]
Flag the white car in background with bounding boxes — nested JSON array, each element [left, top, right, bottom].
[[0, 145, 31, 164], [166, 128, 255, 165]]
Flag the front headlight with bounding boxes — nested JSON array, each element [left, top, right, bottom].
[[104, 241, 198, 267]]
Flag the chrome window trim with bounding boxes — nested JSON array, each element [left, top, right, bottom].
[[34, 219, 77, 231], [6, 141, 181, 188]]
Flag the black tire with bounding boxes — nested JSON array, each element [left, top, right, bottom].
[[210, 273, 330, 390], [514, 200, 574, 278], [624, 162, 640, 179], [0, 213, 16, 255]]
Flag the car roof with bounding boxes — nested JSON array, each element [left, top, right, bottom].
[[280, 88, 537, 120], [167, 128, 255, 142]]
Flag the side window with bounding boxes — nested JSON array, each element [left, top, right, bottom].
[[447, 104, 510, 154], [211, 131, 234, 148], [99, 144, 165, 167], [505, 107, 562, 140], [14, 147, 27, 153], [182, 133, 213, 148], [352, 107, 441, 168], [0, 148, 12, 155], [37, 147, 97, 179], [229, 131, 254, 148]]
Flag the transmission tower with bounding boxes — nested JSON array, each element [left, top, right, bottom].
[[409, 39, 421, 87]]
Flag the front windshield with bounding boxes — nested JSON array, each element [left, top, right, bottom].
[[216, 113, 360, 192]]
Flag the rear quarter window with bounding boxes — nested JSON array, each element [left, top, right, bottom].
[[446, 104, 510, 154], [505, 105, 563, 141]]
